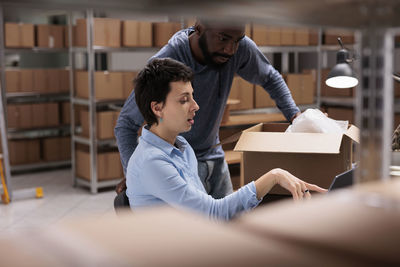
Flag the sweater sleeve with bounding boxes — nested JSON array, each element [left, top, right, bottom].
[[236, 37, 300, 121]]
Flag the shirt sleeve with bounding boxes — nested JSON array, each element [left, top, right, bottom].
[[236, 37, 300, 121], [139, 155, 261, 221], [114, 90, 144, 174]]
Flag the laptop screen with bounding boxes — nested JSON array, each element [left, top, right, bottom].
[[328, 168, 355, 191]]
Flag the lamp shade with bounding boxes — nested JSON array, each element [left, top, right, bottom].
[[325, 49, 358, 89]]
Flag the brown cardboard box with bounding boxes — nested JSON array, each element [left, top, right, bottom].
[[121, 71, 136, 98], [281, 28, 295, 46], [245, 24, 252, 38], [20, 69, 34, 92], [5, 23, 34, 48], [394, 114, 400, 130], [302, 69, 317, 95], [326, 107, 354, 124], [46, 69, 70, 93], [396, 35, 400, 44], [46, 69, 60, 93], [294, 28, 309, 46], [324, 29, 355, 45], [228, 76, 254, 110], [75, 71, 124, 100], [122, 20, 152, 47], [80, 110, 120, 139], [36, 25, 64, 48], [252, 24, 281, 46], [7, 104, 19, 129], [153, 22, 181, 47], [61, 102, 71, 124], [9, 139, 41, 165], [300, 73, 314, 104], [75, 149, 123, 181], [320, 68, 355, 97], [254, 85, 276, 108], [6, 69, 34, 93], [75, 18, 121, 47], [284, 74, 301, 104], [59, 69, 70, 93], [284, 73, 314, 105], [42, 137, 71, 162], [7, 104, 32, 129], [234, 122, 359, 194], [45, 103, 60, 127], [309, 29, 319, 45], [33, 69, 47, 93], [5, 70, 19, 93], [394, 80, 400, 97], [31, 103, 46, 128]]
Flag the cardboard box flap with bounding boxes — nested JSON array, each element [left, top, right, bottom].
[[234, 132, 343, 154], [345, 125, 360, 143]]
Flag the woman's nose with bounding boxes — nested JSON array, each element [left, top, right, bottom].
[[192, 99, 199, 111]]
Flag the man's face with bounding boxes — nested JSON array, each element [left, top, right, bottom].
[[198, 26, 245, 67]]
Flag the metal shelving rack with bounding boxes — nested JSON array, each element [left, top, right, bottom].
[[70, 9, 159, 193], [0, 6, 72, 177]]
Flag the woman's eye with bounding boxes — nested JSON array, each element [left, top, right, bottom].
[[180, 98, 188, 104]]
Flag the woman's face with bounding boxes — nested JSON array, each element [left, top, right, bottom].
[[158, 81, 199, 134]]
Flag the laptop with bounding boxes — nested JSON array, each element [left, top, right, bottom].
[[328, 167, 355, 191]]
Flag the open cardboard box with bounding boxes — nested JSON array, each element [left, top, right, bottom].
[[234, 123, 359, 194]]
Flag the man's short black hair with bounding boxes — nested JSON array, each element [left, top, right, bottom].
[[134, 58, 194, 126]]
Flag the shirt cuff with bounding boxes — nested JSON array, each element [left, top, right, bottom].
[[239, 181, 262, 209]]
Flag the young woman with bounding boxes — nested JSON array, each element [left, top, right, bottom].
[[126, 58, 327, 220]]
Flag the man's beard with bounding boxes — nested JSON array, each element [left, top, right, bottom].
[[198, 34, 231, 69]]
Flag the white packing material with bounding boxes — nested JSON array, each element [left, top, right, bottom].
[[286, 108, 348, 134]]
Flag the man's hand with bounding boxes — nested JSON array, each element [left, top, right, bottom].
[[290, 112, 301, 122], [115, 178, 127, 194]]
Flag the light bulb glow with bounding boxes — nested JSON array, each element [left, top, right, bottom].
[[326, 76, 358, 88]]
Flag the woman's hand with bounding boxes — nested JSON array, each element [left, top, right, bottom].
[[271, 168, 327, 200], [255, 168, 328, 200]]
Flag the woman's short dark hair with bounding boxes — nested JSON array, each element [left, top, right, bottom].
[[134, 58, 193, 126]]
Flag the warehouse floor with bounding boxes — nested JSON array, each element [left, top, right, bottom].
[[0, 169, 116, 234]]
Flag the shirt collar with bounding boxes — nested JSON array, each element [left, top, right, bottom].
[[141, 126, 187, 156]]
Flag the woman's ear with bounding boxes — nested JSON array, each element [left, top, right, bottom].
[[150, 101, 163, 118]]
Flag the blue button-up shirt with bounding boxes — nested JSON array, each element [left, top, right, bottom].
[[126, 127, 262, 221]]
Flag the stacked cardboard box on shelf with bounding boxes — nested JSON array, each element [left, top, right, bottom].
[[5, 69, 70, 93], [7, 103, 59, 129], [8, 137, 71, 166], [75, 70, 136, 100], [324, 29, 355, 45], [36, 24, 65, 48], [228, 76, 254, 110], [152, 22, 181, 47], [41, 136, 71, 162], [4, 23, 35, 48], [75, 148, 123, 181], [75, 18, 121, 47], [252, 24, 318, 46], [252, 24, 281, 46], [80, 110, 120, 139], [8, 139, 41, 165], [284, 73, 314, 105], [122, 20, 152, 47]]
